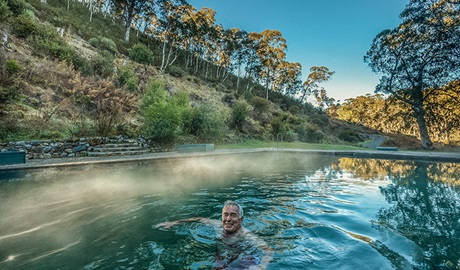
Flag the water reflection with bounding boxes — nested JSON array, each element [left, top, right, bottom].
[[337, 158, 460, 269]]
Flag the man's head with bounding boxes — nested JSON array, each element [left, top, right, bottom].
[[221, 200, 244, 234]]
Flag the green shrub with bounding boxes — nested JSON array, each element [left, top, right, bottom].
[[0, 0, 11, 20], [271, 114, 289, 137], [230, 100, 249, 131], [117, 65, 138, 92], [185, 103, 227, 142], [167, 66, 185, 78], [129, 43, 154, 65], [89, 36, 118, 54], [12, 10, 38, 38], [6, 0, 34, 16], [91, 51, 114, 78], [5, 60, 22, 75], [338, 128, 363, 143], [251, 96, 270, 113], [284, 130, 299, 142], [0, 86, 20, 104], [296, 123, 325, 143], [141, 80, 187, 144], [222, 93, 236, 105]]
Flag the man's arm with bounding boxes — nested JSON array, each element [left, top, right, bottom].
[[244, 229, 273, 269], [155, 217, 216, 229]]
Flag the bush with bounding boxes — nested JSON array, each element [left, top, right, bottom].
[[6, 0, 34, 16], [5, 60, 22, 75], [117, 65, 138, 92], [28, 22, 83, 70], [167, 66, 185, 78], [12, 10, 38, 38], [296, 123, 325, 143], [129, 43, 154, 65], [0, 0, 11, 20], [91, 51, 114, 78], [88, 36, 118, 54], [251, 96, 270, 113], [230, 100, 249, 131], [222, 93, 236, 106], [141, 80, 188, 144], [284, 130, 299, 142], [0, 86, 20, 104], [185, 103, 227, 142], [338, 128, 363, 143]]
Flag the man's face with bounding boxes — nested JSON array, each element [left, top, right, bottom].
[[221, 205, 243, 234]]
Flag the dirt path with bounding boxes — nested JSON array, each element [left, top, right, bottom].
[[361, 134, 385, 149]]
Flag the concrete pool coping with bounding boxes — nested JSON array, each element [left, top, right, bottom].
[[0, 148, 459, 171]]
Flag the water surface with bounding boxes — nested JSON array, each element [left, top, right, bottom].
[[0, 152, 459, 269]]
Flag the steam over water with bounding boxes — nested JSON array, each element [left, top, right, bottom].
[[0, 152, 459, 269]]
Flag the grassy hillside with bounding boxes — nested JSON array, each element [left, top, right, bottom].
[[0, 0, 432, 150]]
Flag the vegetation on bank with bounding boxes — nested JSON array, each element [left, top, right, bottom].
[[0, 0, 458, 151]]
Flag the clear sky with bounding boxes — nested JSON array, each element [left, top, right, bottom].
[[187, 0, 409, 102]]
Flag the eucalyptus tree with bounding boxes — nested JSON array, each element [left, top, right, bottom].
[[424, 80, 460, 143], [249, 30, 287, 99], [299, 66, 334, 104], [365, 0, 460, 149], [151, 0, 189, 71], [111, 0, 153, 42], [184, 7, 218, 74], [226, 29, 251, 89], [276, 61, 303, 97]]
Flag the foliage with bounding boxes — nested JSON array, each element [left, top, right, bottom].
[[88, 36, 118, 54], [6, 0, 34, 16], [12, 10, 38, 38], [167, 66, 185, 78], [129, 43, 154, 65], [70, 76, 137, 137], [0, 86, 20, 104], [251, 96, 270, 113], [230, 100, 249, 132], [91, 50, 114, 78], [364, 0, 460, 149], [184, 103, 228, 142], [0, 0, 11, 20], [117, 64, 138, 92], [296, 123, 325, 143], [5, 60, 22, 75], [140, 80, 187, 143], [338, 128, 363, 143]]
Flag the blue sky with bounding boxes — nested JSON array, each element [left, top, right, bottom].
[[187, 0, 409, 102]]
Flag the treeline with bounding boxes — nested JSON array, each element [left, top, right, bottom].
[[35, 0, 334, 103], [330, 79, 460, 145]]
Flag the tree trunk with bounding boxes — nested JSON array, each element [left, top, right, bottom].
[[414, 102, 434, 149]]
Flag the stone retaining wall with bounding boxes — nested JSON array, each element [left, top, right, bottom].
[[0, 136, 147, 160]]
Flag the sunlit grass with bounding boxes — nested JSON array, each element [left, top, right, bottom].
[[217, 139, 363, 150]]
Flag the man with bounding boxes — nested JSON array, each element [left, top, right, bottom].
[[156, 200, 273, 269]]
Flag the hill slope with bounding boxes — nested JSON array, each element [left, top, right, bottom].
[[0, 0, 428, 150]]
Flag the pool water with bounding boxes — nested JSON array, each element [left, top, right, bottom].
[[0, 152, 459, 269]]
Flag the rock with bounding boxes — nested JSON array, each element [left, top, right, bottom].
[[73, 145, 87, 153]]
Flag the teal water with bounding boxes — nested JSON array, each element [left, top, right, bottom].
[[0, 152, 459, 269]]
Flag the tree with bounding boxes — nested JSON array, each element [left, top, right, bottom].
[[299, 66, 334, 103], [365, 0, 460, 149], [153, 1, 190, 71], [111, 0, 152, 42], [249, 30, 287, 99]]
